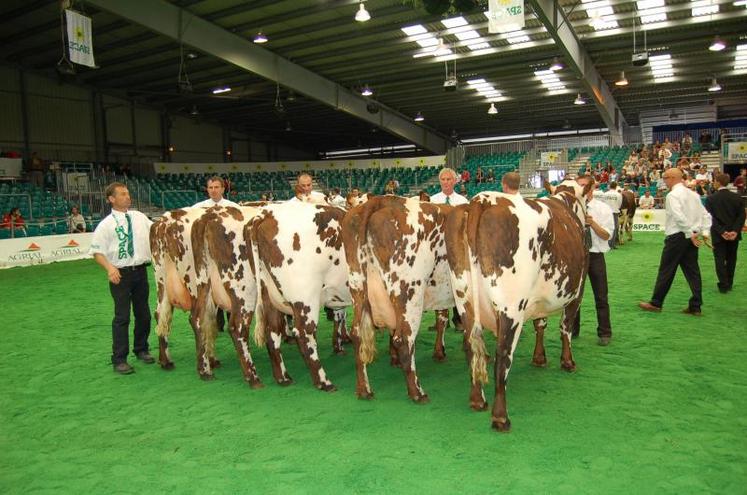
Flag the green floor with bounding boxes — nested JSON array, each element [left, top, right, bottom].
[[1, 234, 745, 493]]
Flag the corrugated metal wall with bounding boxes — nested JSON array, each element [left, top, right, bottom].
[[0, 66, 23, 150]]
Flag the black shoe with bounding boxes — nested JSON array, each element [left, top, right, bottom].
[[113, 362, 134, 374], [135, 351, 155, 364], [718, 285, 729, 294], [682, 307, 702, 316], [598, 336, 611, 346]]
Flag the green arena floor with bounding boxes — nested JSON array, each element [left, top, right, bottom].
[[1, 234, 745, 493]]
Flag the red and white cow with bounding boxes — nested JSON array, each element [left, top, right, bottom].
[[341, 195, 455, 403], [444, 179, 592, 431], [150, 206, 263, 387], [250, 201, 350, 391], [618, 189, 637, 245]]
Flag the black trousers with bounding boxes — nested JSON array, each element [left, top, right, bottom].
[[573, 252, 611, 338], [651, 233, 702, 310], [109, 265, 151, 364], [713, 238, 739, 290]]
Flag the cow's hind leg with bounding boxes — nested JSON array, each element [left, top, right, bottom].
[[331, 308, 350, 355], [491, 310, 524, 432], [388, 334, 401, 367], [154, 280, 175, 370], [293, 303, 336, 392], [432, 309, 448, 362], [531, 318, 548, 367], [350, 295, 375, 399], [559, 300, 579, 372], [391, 301, 428, 404], [226, 309, 263, 388], [462, 312, 488, 411]]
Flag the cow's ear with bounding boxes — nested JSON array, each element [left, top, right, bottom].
[[544, 181, 555, 194], [580, 180, 594, 198]]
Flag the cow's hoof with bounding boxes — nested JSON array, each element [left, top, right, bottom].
[[159, 361, 175, 370], [209, 358, 222, 368], [357, 391, 375, 400], [531, 357, 547, 367], [432, 352, 446, 362], [248, 380, 264, 389], [276, 377, 294, 387], [318, 382, 337, 392], [390, 358, 402, 368], [411, 393, 430, 404], [341, 335, 352, 344], [491, 417, 511, 432], [199, 373, 215, 381], [470, 400, 488, 411], [333, 348, 346, 356], [561, 360, 576, 372]]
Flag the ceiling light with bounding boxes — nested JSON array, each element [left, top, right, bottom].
[[186, 52, 199, 59], [189, 104, 199, 116], [414, 111, 424, 122], [488, 103, 498, 114], [355, 1, 370, 22], [401, 24, 427, 36], [574, 94, 586, 105], [361, 85, 373, 96], [253, 32, 268, 43], [709, 36, 726, 51], [735, 44, 747, 70], [562, 119, 572, 130], [615, 71, 629, 86], [212, 86, 231, 94], [550, 57, 564, 71], [454, 30, 480, 41], [708, 77, 722, 92], [441, 16, 468, 29], [467, 78, 486, 85], [285, 121, 292, 131], [691, 0, 719, 16]]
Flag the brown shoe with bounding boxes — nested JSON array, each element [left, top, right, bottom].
[[113, 362, 134, 375], [682, 307, 702, 316], [135, 351, 155, 364], [638, 301, 662, 313]]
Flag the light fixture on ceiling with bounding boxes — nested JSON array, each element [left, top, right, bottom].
[[361, 85, 373, 96], [186, 52, 199, 59], [355, 1, 371, 22], [285, 121, 292, 132], [709, 36, 726, 51], [615, 71, 629, 86], [574, 93, 586, 105], [254, 32, 268, 44], [414, 111, 424, 122], [550, 56, 564, 71], [212, 86, 231, 94], [562, 119, 572, 130], [189, 104, 199, 116], [487, 103, 498, 114], [708, 77, 722, 92], [286, 90, 296, 102]]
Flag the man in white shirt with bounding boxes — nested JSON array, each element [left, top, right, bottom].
[[500, 172, 521, 195], [639, 168, 711, 316], [572, 176, 615, 346], [328, 187, 347, 208], [430, 167, 469, 206], [290, 173, 327, 203], [90, 182, 155, 374], [638, 190, 655, 209], [603, 182, 623, 248], [193, 176, 239, 208]]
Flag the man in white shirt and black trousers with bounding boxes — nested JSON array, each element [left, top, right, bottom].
[[193, 176, 240, 208], [90, 182, 155, 374], [573, 176, 615, 346], [639, 168, 711, 316]]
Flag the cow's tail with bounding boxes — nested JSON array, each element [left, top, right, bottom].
[[249, 215, 268, 347], [358, 297, 376, 364], [465, 200, 489, 385]]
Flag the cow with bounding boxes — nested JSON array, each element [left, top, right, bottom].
[[341, 195, 455, 403], [150, 206, 263, 387], [618, 189, 637, 245], [444, 179, 592, 431], [250, 201, 350, 391]]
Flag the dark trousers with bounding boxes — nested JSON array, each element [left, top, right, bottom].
[[109, 265, 151, 364], [713, 239, 739, 290], [573, 252, 611, 338], [610, 213, 620, 248], [651, 233, 702, 310]]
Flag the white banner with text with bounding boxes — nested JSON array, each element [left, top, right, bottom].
[[0, 233, 92, 269]]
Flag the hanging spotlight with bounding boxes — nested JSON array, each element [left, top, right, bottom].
[[574, 93, 586, 105], [562, 119, 572, 130], [189, 104, 199, 116], [355, 1, 371, 22], [361, 85, 373, 96], [285, 121, 293, 131], [487, 103, 498, 114], [709, 36, 726, 52], [550, 56, 564, 71], [254, 32, 268, 44], [212, 86, 231, 94], [414, 111, 425, 122], [615, 71, 629, 86], [708, 77, 722, 92], [286, 90, 296, 102]]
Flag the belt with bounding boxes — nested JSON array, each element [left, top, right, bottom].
[[118, 263, 149, 272]]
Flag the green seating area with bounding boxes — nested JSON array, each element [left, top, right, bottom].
[[457, 151, 525, 195], [0, 182, 78, 238]]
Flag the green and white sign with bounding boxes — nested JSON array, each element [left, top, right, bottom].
[[487, 0, 526, 33], [66, 9, 96, 68]]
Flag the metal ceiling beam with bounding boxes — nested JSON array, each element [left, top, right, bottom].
[[86, 0, 449, 154], [528, 0, 627, 145]]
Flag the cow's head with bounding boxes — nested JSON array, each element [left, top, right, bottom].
[[546, 178, 591, 225]]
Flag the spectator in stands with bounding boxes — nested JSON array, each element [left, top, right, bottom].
[[699, 130, 714, 151], [68, 206, 86, 233], [346, 187, 361, 208], [734, 168, 746, 195], [460, 168, 471, 184], [193, 176, 239, 207], [681, 133, 693, 154], [639, 190, 655, 209], [458, 183, 468, 196], [328, 187, 346, 208], [384, 179, 397, 195], [705, 172, 745, 293], [476, 167, 484, 184], [291, 173, 326, 203], [1, 207, 27, 236], [486, 169, 496, 183], [260, 193, 268, 202], [267, 191, 275, 202], [28, 152, 45, 188]]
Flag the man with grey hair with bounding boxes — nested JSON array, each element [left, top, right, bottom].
[[430, 167, 469, 206]]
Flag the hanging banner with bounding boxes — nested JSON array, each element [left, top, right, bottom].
[[726, 142, 747, 162], [66, 9, 96, 68], [487, 0, 526, 33], [540, 151, 560, 167]]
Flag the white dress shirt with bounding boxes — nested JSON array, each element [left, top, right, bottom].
[[193, 197, 240, 208], [289, 191, 327, 203], [638, 195, 655, 209], [586, 199, 615, 254], [329, 194, 347, 208], [90, 210, 153, 268], [664, 182, 711, 237], [602, 189, 623, 213], [430, 191, 469, 205]]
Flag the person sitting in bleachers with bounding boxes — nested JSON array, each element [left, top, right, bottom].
[[384, 179, 397, 195], [639, 190, 655, 209], [1, 207, 27, 236], [486, 169, 495, 183], [460, 168, 470, 184], [681, 132, 693, 154], [68, 206, 86, 233], [734, 168, 746, 195], [475, 167, 484, 184]]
